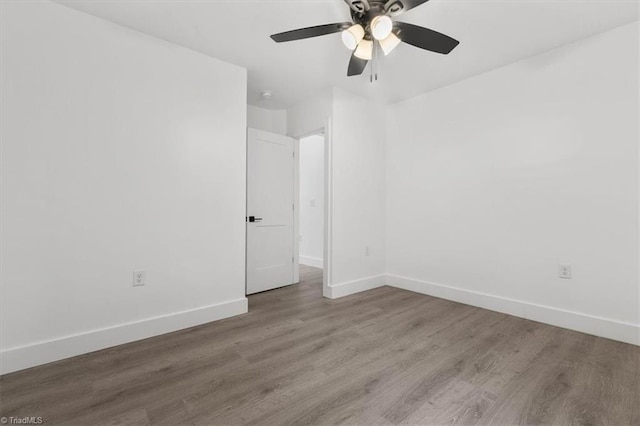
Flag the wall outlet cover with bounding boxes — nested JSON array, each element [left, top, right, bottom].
[[133, 270, 146, 286], [559, 264, 572, 279]]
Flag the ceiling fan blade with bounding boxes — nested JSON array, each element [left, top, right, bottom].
[[270, 22, 352, 43], [384, 0, 430, 16], [347, 52, 368, 76], [344, 0, 370, 14], [395, 22, 459, 54]]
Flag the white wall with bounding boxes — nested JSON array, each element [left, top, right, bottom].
[[299, 134, 325, 267], [386, 22, 640, 344], [286, 88, 387, 297], [329, 88, 387, 296], [0, 1, 248, 373], [286, 89, 333, 138], [247, 105, 287, 135]]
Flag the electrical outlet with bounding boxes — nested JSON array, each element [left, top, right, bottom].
[[559, 264, 572, 279], [133, 270, 146, 286], [365, 246, 370, 257]]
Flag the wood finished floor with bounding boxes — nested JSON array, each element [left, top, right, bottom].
[[1, 265, 639, 425]]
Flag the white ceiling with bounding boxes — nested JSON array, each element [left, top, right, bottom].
[[55, 0, 638, 109]]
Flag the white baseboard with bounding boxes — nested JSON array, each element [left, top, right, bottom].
[[0, 298, 248, 375], [387, 275, 640, 346], [5, 274, 636, 375], [300, 256, 323, 269], [327, 275, 386, 299]]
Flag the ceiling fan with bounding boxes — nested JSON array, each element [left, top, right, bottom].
[[270, 0, 459, 78]]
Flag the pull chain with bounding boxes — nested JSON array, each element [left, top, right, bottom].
[[370, 41, 379, 83], [370, 44, 374, 83], [373, 41, 377, 82]]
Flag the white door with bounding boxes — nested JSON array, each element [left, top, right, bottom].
[[246, 128, 296, 295]]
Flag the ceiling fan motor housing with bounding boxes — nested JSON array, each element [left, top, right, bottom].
[[350, 0, 406, 24], [351, 1, 389, 25], [345, 0, 370, 14]]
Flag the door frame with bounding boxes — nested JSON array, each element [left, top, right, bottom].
[[293, 118, 333, 298]]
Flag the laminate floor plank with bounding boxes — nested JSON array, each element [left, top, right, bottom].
[[1, 265, 638, 425]]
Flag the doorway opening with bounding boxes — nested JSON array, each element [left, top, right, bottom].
[[245, 120, 332, 299], [298, 132, 325, 284]]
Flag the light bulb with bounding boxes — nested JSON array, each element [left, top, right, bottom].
[[379, 32, 401, 55], [341, 24, 365, 50], [371, 15, 393, 40], [354, 39, 373, 60]]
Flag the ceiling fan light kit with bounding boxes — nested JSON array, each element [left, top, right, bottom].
[[355, 39, 374, 60], [379, 32, 401, 55], [371, 15, 393, 40], [270, 0, 459, 79], [342, 24, 365, 50]]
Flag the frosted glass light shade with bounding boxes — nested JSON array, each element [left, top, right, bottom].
[[371, 15, 393, 40], [354, 39, 373, 60], [379, 32, 401, 55], [341, 24, 365, 50]]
